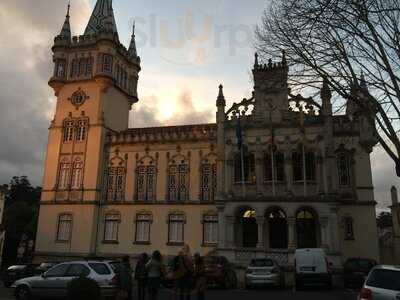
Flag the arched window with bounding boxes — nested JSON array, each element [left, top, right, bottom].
[[264, 149, 285, 182], [56, 213, 73, 241], [85, 57, 93, 77], [296, 208, 318, 248], [106, 164, 125, 202], [136, 164, 156, 202], [268, 208, 288, 249], [104, 212, 120, 242], [55, 59, 66, 78], [135, 213, 152, 243], [292, 148, 316, 181], [71, 158, 83, 190], [203, 214, 218, 245], [58, 159, 70, 190], [337, 152, 351, 186], [78, 58, 86, 77], [200, 162, 217, 202], [168, 160, 189, 202], [234, 152, 255, 183], [75, 120, 87, 142], [63, 120, 74, 143], [70, 59, 79, 78], [168, 214, 185, 244]]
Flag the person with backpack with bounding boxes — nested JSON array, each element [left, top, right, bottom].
[[174, 245, 194, 300], [135, 253, 148, 300], [146, 250, 164, 300]]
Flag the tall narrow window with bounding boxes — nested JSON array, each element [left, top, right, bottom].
[[234, 152, 255, 183], [201, 163, 217, 202], [168, 163, 189, 202], [57, 214, 73, 241], [203, 215, 218, 244], [106, 167, 125, 202], [55, 59, 66, 78], [104, 213, 120, 242], [344, 217, 355, 240], [136, 165, 156, 202], [85, 57, 93, 77], [102, 54, 113, 73], [70, 59, 79, 78], [337, 152, 351, 186], [292, 149, 316, 181], [168, 214, 185, 244], [76, 120, 87, 142], [305, 152, 316, 181], [135, 214, 151, 243], [292, 151, 303, 181], [71, 159, 83, 190], [78, 58, 86, 77], [264, 150, 285, 182], [63, 121, 74, 142], [58, 160, 70, 190]]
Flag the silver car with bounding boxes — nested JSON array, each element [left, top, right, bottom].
[[359, 265, 400, 300], [245, 258, 285, 289], [12, 261, 119, 300]]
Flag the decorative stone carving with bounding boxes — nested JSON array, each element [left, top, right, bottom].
[[69, 88, 89, 108]]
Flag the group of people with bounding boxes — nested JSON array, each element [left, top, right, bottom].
[[117, 245, 206, 300]]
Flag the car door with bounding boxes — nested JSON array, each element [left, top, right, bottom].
[[35, 263, 70, 298], [60, 263, 92, 295]]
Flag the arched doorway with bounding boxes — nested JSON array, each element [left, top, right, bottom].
[[296, 208, 318, 248], [235, 208, 258, 248], [267, 207, 288, 249]]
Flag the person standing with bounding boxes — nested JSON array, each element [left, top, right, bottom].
[[135, 253, 148, 300], [174, 245, 194, 300], [146, 250, 164, 300], [118, 255, 133, 300], [194, 253, 206, 300]]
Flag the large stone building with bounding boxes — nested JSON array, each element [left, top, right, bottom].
[[35, 0, 380, 266]]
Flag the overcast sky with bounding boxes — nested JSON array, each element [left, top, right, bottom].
[[0, 0, 398, 210]]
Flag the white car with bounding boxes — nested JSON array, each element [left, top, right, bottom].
[[294, 248, 332, 289], [245, 258, 285, 289], [358, 265, 400, 300], [12, 261, 119, 300]]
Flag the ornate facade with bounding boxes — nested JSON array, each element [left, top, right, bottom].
[[35, 0, 380, 266]]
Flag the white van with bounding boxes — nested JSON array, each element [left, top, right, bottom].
[[294, 248, 332, 289]]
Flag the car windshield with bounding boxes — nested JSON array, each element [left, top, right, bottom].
[[89, 263, 111, 275], [367, 269, 400, 291], [250, 259, 274, 267]]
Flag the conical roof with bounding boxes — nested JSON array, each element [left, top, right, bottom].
[[128, 22, 137, 57], [59, 3, 71, 39], [84, 0, 118, 37]]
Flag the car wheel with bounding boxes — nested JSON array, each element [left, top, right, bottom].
[[15, 286, 31, 300]]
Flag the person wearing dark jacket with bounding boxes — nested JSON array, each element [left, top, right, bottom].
[[146, 251, 164, 300], [135, 253, 148, 300], [194, 253, 206, 300], [118, 255, 133, 300]]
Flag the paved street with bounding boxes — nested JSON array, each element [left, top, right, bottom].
[[0, 282, 358, 300]]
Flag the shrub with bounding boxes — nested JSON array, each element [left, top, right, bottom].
[[67, 276, 100, 300]]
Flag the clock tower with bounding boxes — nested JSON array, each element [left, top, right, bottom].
[[35, 0, 141, 257]]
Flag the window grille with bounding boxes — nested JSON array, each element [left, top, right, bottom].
[[203, 215, 218, 244], [57, 214, 72, 241]]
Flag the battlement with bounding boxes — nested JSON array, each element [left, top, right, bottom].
[[253, 58, 287, 72]]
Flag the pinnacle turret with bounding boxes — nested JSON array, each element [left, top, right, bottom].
[[128, 22, 137, 57], [321, 77, 332, 116], [216, 84, 226, 107], [59, 2, 71, 39], [84, 0, 118, 37]]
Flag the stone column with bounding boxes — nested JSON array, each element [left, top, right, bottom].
[[217, 205, 226, 248], [287, 217, 296, 250], [225, 216, 235, 248], [256, 216, 265, 248], [320, 216, 330, 251], [329, 208, 340, 253], [255, 147, 263, 197], [284, 150, 293, 194], [316, 154, 324, 194]]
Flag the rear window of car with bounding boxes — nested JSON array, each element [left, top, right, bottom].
[[109, 262, 121, 273], [89, 263, 111, 275], [367, 269, 400, 291], [250, 259, 274, 267]]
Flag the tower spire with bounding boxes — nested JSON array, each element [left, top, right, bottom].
[[216, 84, 226, 107], [84, 0, 118, 37], [128, 21, 137, 57], [59, 1, 71, 39]]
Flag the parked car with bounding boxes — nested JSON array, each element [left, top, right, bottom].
[[204, 256, 237, 289], [294, 248, 332, 290], [245, 258, 285, 289], [2, 264, 37, 288], [359, 265, 400, 300], [343, 257, 377, 288], [12, 261, 119, 300], [34, 262, 59, 275]]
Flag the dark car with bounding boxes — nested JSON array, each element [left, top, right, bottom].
[[204, 256, 237, 289], [2, 264, 37, 288], [343, 257, 377, 288]]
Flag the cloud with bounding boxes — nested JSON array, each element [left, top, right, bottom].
[[0, 0, 90, 186]]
